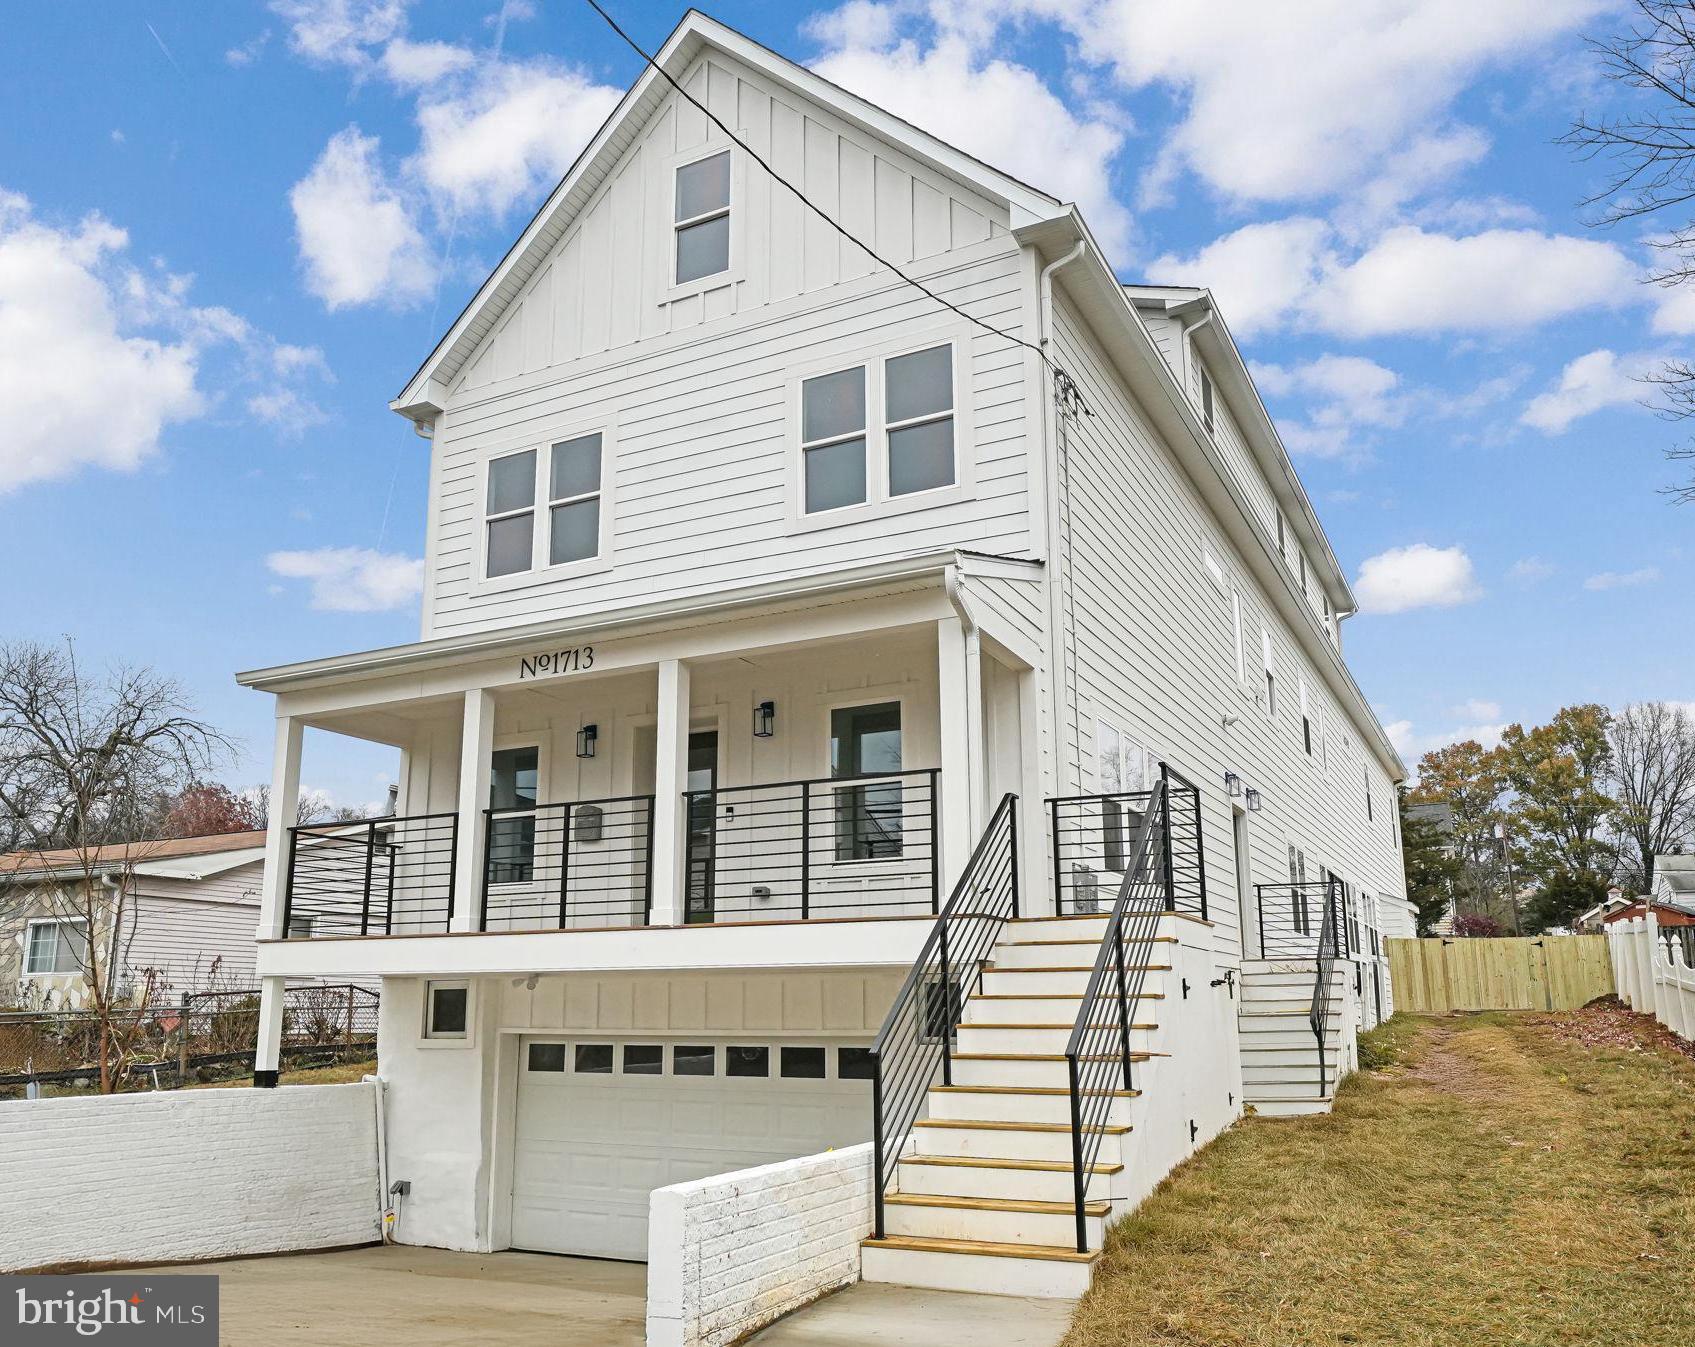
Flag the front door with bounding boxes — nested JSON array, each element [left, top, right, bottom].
[[684, 731, 719, 923]]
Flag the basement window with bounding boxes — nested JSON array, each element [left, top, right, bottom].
[[425, 981, 469, 1039], [674, 150, 731, 284]]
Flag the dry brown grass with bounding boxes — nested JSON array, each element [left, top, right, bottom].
[[185, 1057, 377, 1089], [1063, 1008, 1695, 1347]]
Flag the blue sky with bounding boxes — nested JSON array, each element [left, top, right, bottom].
[[0, 0, 1688, 807]]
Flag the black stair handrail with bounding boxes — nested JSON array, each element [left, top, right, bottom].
[[1311, 875, 1344, 1096], [867, 792, 1020, 1240], [1063, 777, 1170, 1252]]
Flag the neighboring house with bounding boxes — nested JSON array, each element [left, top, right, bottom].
[[236, 13, 1411, 1300], [1589, 858, 1695, 931], [0, 831, 267, 1008], [1406, 801, 1458, 934], [1575, 886, 1633, 933]]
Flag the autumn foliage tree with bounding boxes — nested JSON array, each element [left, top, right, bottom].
[[161, 782, 263, 838]]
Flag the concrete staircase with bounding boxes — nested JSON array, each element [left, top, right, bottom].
[[1238, 961, 1350, 1116], [860, 913, 1173, 1299]]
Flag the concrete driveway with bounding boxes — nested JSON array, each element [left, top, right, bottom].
[[123, 1245, 646, 1347]]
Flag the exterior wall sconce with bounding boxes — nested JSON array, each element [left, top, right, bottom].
[[1224, 771, 1242, 797], [576, 724, 598, 758], [1244, 788, 1263, 813], [754, 700, 776, 738]]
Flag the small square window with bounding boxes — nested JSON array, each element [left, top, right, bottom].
[[575, 1044, 614, 1074], [426, 982, 469, 1039], [673, 1045, 715, 1076], [527, 1043, 567, 1072], [837, 1047, 875, 1080], [726, 1045, 769, 1078], [623, 1044, 663, 1075], [780, 1046, 826, 1079]]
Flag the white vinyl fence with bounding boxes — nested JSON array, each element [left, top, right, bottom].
[[1607, 914, 1695, 1042]]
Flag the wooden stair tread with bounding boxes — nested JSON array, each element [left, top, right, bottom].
[[956, 1022, 1159, 1031], [863, 1235, 1096, 1264], [932, 1084, 1139, 1098], [986, 964, 1173, 973], [999, 935, 1179, 946], [884, 1193, 1110, 1217], [899, 1154, 1122, 1175], [972, 992, 1165, 1001], [914, 1118, 1129, 1135], [951, 1051, 1154, 1063]]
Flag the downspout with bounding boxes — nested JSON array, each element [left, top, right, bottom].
[[100, 868, 123, 1002], [1176, 308, 1214, 396], [944, 563, 987, 831], [1037, 241, 1086, 796]]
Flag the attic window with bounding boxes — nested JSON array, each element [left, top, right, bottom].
[[674, 151, 730, 285], [1199, 365, 1215, 433]]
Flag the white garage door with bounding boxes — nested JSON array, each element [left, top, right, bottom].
[[511, 1038, 874, 1261]]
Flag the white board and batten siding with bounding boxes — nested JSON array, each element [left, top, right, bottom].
[[425, 49, 1034, 641], [1048, 293, 1408, 961]]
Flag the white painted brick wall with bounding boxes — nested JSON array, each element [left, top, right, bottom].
[[0, 1083, 382, 1272], [646, 1144, 873, 1347]]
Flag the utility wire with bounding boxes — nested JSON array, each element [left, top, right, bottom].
[[582, 0, 1082, 397]]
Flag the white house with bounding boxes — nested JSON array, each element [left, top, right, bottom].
[[0, 831, 268, 1008], [237, 12, 1411, 1303]]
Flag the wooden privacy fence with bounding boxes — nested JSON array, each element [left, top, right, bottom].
[[1386, 936, 1614, 1013]]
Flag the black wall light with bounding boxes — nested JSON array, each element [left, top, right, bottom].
[[1244, 788, 1263, 813], [576, 724, 598, 758], [754, 700, 776, 738], [1224, 771, 1242, 797]]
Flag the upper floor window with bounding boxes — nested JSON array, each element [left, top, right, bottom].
[[674, 151, 730, 285], [1230, 587, 1246, 685], [800, 343, 957, 517], [1199, 364, 1215, 432], [484, 434, 604, 579], [1260, 629, 1277, 718]]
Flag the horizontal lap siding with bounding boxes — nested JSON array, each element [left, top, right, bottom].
[[1051, 296, 1404, 961], [125, 865, 265, 991]]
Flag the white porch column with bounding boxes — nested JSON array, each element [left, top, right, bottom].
[[452, 689, 496, 933], [254, 975, 287, 1088], [649, 659, 692, 927], [937, 617, 985, 889], [257, 714, 303, 942]]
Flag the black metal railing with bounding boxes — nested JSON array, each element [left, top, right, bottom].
[[682, 769, 940, 923], [284, 813, 458, 937], [1063, 778, 1171, 1252], [1048, 764, 1207, 919], [867, 793, 1019, 1239], [480, 795, 655, 931], [1254, 880, 1353, 960], [1311, 875, 1345, 1095]]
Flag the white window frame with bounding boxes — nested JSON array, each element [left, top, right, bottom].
[[1198, 363, 1215, 433], [662, 146, 745, 302], [1259, 629, 1277, 719], [1200, 544, 1226, 595], [422, 979, 474, 1046], [473, 419, 616, 597], [786, 331, 973, 533], [22, 917, 88, 977], [819, 690, 918, 869], [1230, 586, 1247, 687]]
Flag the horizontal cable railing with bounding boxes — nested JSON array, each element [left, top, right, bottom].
[[1064, 778, 1169, 1252], [481, 795, 655, 931], [682, 769, 939, 922], [868, 792, 1019, 1240], [1312, 876, 1344, 1095], [1047, 763, 1206, 921], [1254, 881, 1353, 960], [284, 813, 458, 937]]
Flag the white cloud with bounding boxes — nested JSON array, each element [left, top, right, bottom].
[[414, 59, 621, 219], [1583, 566, 1661, 592], [380, 37, 474, 88], [1251, 353, 1402, 459], [803, 0, 903, 50], [271, 0, 409, 67], [247, 388, 329, 433], [811, 35, 1131, 259], [0, 194, 202, 492], [290, 127, 434, 309], [1508, 557, 1555, 584], [1452, 699, 1501, 723], [266, 546, 425, 612], [1388, 713, 1509, 765], [1354, 544, 1482, 615], [1520, 349, 1650, 433], [226, 30, 272, 67], [1148, 218, 1329, 336]]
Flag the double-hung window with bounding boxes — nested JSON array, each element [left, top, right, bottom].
[[24, 919, 88, 975], [674, 151, 730, 285], [801, 343, 957, 517], [484, 434, 604, 579]]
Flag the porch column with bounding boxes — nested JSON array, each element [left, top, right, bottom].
[[452, 689, 496, 933], [649, 659, 691, 927], [254, 975, 286, 1088], [937, 617, 986, 889], [257, 714, 303, 942]]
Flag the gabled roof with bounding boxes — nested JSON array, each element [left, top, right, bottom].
[[393, 8, 1063, 419], [0, 830, 267, 881]]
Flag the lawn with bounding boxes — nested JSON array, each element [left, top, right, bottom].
[[186, 1057, 378, 1088], [1064, 1004, 1695, 1347]]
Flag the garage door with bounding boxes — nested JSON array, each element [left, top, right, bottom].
[[511, 1038, 874, 1260]]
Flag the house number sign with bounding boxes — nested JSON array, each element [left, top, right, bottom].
[[518, 645, 595, 680]]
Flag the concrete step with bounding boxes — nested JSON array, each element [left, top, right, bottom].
[[894, 1154, 1117, 1204], [861, 1235, 1096, 1300], [980, 966, 1170, 998], [883, 1193, 1107, 1248], [950, 1050, 1152, 1090], [927, 1084, 1136, 1126], [1247, 1096, 1334, 1117], [912, 1118, 1128, 1165], [954, 1022, 1157, 1056], [963, 992, 1160, 1025]]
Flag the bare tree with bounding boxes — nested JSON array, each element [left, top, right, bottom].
[[246, 784, 373, 828], [1607, 701, 1695, 890], [1564, 1, 1695, 499], [0, 640, 232, 1090]]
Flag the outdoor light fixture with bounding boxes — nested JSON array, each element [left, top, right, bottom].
[[1244, 788, 1263, 813], [576, 724, 598, 758], [754, 699, 776, 738], [1224, 771, 1242, 797]]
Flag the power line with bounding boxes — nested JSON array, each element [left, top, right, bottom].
[[582, 0, 1080, 394]]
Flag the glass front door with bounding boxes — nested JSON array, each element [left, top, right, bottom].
[[684, 731, 719, 923]]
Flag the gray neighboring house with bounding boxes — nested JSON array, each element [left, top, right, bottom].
[[0, 831, 267, 1009]]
